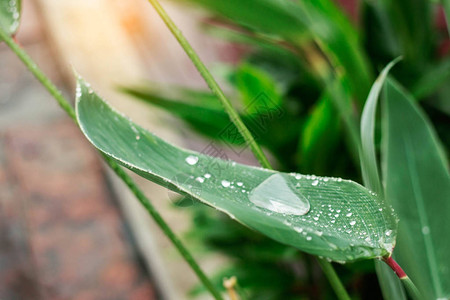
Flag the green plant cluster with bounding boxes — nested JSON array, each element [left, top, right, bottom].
[[122, 0, 450, 299]]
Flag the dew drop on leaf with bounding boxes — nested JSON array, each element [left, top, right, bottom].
[[185, 155, 198, 165], [249, 174, 310, 216], [221, 180, 231, 188]]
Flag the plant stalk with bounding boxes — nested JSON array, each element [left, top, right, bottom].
[[0, 27, 224, 300], [317, 258, 351, 300], [382, 256, 423, 300], [146, 0, 271, 169], [143, 1, 352, 299]]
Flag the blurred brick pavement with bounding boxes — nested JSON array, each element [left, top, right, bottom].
[[0, 121, 157, 299]]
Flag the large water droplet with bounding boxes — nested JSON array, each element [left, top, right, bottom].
[[249, 174, 310, 216]]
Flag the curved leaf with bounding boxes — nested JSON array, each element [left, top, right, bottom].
[[359, 59, 405, 300], [76, 77, 397, 263], [360, 57, 401, 194], [0, 0, 21, 37]]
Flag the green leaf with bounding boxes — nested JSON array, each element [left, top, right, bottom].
[[381, 79, 450, 299], [299, 91, 340, 174], [121, 86, 241, 144], [359, 59, 405, 300], [0, 0, 21, 37], [360, 58, 401, 194], [76, 77, 398, 262], [235, 63, 282, 114], [412, 58, 450, 100]]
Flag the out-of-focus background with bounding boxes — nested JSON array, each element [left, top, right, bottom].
[[1, 0, 236, 299], [1, 0, 449, 299]]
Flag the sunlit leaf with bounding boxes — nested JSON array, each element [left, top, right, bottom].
[[76, 77, 398, 262], [382, 79, 450, 299], [0, 0, 21, 37]]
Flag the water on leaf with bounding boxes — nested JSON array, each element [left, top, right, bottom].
[[249, 174, 310, 216], [185, 155, 198, 165], [221, 180, 231, 188]]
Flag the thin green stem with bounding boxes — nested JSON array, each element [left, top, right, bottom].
[[383, 256, 423, 300], [0, 30, 76, 121], [0, 27, 223, 300], [146, 0, 271, 169], [143, 1, 351, 299], [317, 258, 351, 300]]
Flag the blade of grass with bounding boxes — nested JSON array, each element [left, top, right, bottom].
[[359, 58, 407, 300], [360, 57, 401, 194], [0, 26, 224, 300], [145, 1, 351, 298]]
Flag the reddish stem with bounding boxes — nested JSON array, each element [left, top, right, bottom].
[[383, 256, 407, 279]]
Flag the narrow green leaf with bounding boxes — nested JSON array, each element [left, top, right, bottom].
[[360, 58, 401, 194], [0, 0, 21, 37], [360, 59, 406, 300], [76, 77, 398, 263], [382, 79, 450, 299], [121, 86, 241, 144]]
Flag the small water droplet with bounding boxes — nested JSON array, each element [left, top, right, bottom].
[[221, 180, 231, 188], [249, 174, 310, 216], [185, 155, 198, 165], [294, 226, 303, 233], [311, 180, 319, 186]]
